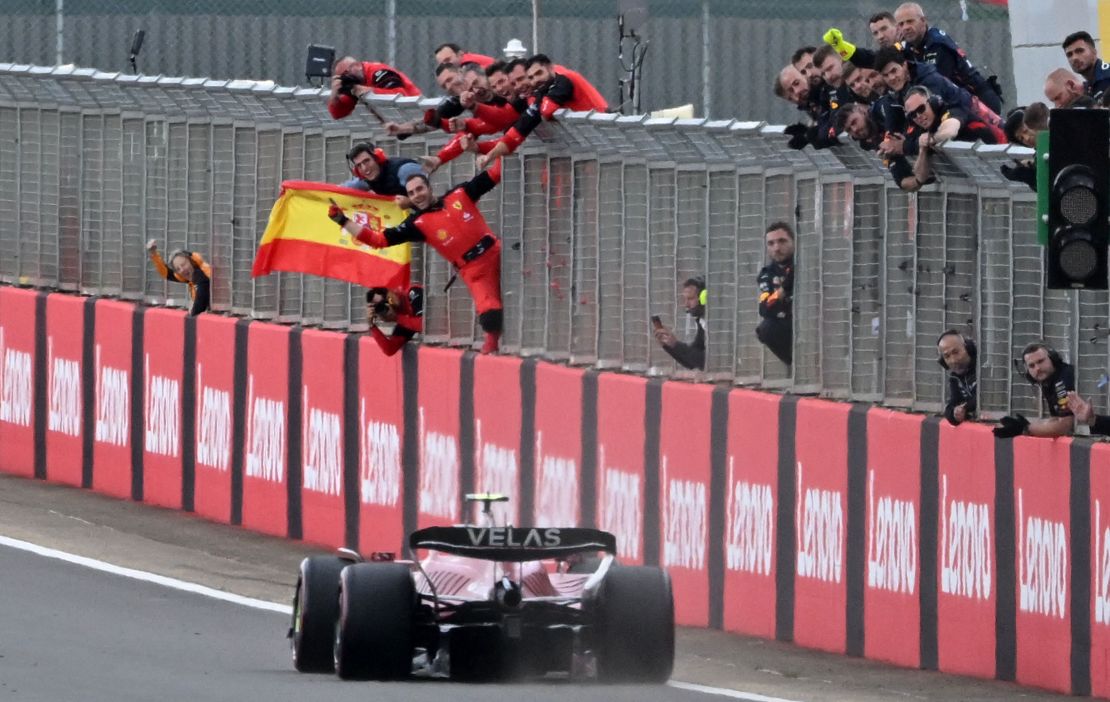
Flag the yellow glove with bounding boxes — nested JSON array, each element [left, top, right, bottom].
[[823, 27, 857, 61]]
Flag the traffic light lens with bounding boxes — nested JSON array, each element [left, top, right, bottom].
[[1060, 185, 1098, 225], [1059, 235, 1098, 281]]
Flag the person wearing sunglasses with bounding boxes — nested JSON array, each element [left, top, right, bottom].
[[903, 86, 1007, 153]]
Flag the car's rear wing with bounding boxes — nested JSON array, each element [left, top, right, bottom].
[[410, 526, 617, 561]]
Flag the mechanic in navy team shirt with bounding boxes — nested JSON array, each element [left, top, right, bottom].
[[1061, 31, 1110, 104]]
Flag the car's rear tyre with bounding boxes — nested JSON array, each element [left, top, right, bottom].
[[334, 562, 415, 680], [291, 556, 346, 673], [593, 566, 674, 683]]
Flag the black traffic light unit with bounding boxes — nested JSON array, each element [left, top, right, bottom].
[[1046, 108, 1109, 290]]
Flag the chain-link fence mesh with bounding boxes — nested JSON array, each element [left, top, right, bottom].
[[0, 0, 1013, 122]]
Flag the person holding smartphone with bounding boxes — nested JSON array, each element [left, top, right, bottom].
[[652, 277, 706, 370]]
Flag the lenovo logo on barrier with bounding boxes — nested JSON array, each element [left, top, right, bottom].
[[144, 354, 180, 457], [534, 431, 577, 526], [599, 444, 641, 561], [0, 328, 32, 427], [1096, 500, 1110, 625], [1017, 489, 1067, 619], [418, 408, 459, 520], [795, 461, 844, 583], [359, 399, 400, 506], [195, 363, 230, 471], [47, 337, 80, 437], [245, 374, 285, 483], [867, 470, 917, 595], [726, 457, 773, 576], [663, 457, 707, 569], [940, 475, 992, 601], [94, 345, 129, 447], [475, 419, 517, 510], [302, 387, 341, 496]]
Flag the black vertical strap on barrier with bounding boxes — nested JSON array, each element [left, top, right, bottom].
[[130, 307, 145, 502], [579, 371, 599, 529], [80, 297, 97, 489], [32, 292, 47, 480], [775, 394, 799, 642], [458, 353, 476, 519], [642, 379, 663, 567], [845, 403, 869, 657], [229, 319, 250, 526], [518, 358, 537, 524], [918, 416, 941, 671], [707, 386, 730, 630], [342, 335, 360, 551], [180, 316, 197, 512], [286, 327, 303, 541], [229, 319, 249, 524], [401, 344, 420, 556], [994, 437, 1017, 681], [1071, 440, 1092, 696]]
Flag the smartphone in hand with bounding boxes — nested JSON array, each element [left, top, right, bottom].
[[651, 315, 663, 329]]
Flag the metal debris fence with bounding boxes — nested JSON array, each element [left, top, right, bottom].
[[0, 63, 1104, 420]]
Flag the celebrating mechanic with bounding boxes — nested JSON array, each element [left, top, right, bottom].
[[329, 162, 506, 354], [145, 238, 212, 316], [365, 285, 424, 357]]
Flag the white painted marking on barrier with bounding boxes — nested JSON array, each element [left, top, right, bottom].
[[667, 680, 804, 702], [0, 534, 292, 615]]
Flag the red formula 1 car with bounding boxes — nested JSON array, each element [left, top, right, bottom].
[[289, 494, 674, 681]]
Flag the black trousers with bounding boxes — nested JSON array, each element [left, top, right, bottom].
[[757, 317, 792, 366]]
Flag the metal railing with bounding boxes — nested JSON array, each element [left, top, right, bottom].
[[0, 63, 1103, 420]]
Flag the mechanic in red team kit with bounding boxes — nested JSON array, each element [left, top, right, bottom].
[[365, 285, 424, 356], [329, 163, 504, 354]]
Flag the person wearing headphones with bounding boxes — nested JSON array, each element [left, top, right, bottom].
[[365, 285, 424, 357], [757, 222, 795, 366], [937, 330, 977, 425], [145, 239, 211, 316], [652, 277, 707, 371], [341, 142, 424, 209], [994, 341, 1076, 438]]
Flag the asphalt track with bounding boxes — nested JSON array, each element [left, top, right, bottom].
[[0, 474, 1079, 702]]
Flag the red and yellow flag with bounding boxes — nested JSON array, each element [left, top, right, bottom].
[[251, 181, 411, 289]]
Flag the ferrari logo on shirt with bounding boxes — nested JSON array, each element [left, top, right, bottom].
[[452, 201, 463, 210], [437, 229, 448, 240]]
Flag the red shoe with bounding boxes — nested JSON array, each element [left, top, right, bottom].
[[481, 332, 500, 354]]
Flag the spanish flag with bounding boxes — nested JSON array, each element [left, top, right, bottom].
[[251, 181, 411, 289]]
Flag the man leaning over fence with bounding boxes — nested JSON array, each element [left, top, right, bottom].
[[145, 239, 211, 316]]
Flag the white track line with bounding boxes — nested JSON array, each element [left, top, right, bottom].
[[667, 680, 804, 702], [0, 534, 293, 615], [0, 533, 803, 701]]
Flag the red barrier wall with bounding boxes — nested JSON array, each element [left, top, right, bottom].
[[792, 398, 851, 654], [659, 381, 712, 627], [473, 354, 522, 525], [241, 322, 290, 538], [357, 336, 406, 554], [722, 389, 780, 639], [1013, 437, 1072, 693], [864, 408, 923, 667], [416, 347, 462, 528], [141, 308, 186, 510], [299, 329, 346, 549], [1091, 443, 1110, 698], [91, 300, 135, 499], [936, 421, 997, 679], [595, 374, 646, 565], [0, 287, 38, 476], [43, 294, 85, 487], [532, 362, 582, 527], [192, 315, 236, 524]]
